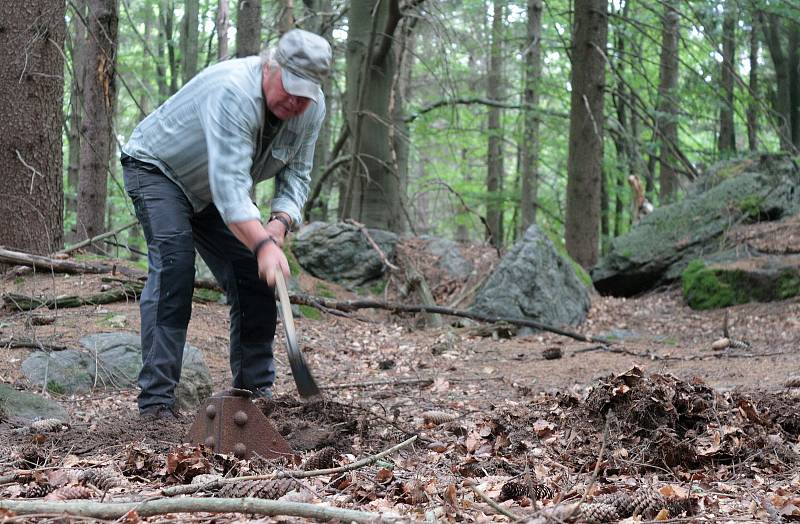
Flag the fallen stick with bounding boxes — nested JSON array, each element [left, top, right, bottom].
[[468, 483, 521, 520], [163, 435, 418, 497], [0, 247, 112, 274], [60, 221, 138, 255], [323, 376, 503, 390], [0, 498, 390, 523], [292, 293, 610, 345], [0, 336, 69, 352]]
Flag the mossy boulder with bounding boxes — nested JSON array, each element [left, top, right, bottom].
[[682, 255, 800, 310], [592, 154, 800, 296]]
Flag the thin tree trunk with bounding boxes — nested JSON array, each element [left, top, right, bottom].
[[747, 11, 759, 151], [306, 0, 333, 221], [788, 22, 800, 148], [486, 0, 505, 249], [160, 0, 178, 94], [279, 0, 295, 34], [656, 0, 680, 204], [564, 0, 607, 268], [77, 0, 118, 242], [718, 0, 736, 154], [236, 0, 262, 57], [181, 0, 200, 83], [519, 0, 542, 235], [0, 0, 65, 253], [762, 12, 792, 151], [156, 0, 169, 101], [66, 0, 85, 242], [217, 0, 229, 60]]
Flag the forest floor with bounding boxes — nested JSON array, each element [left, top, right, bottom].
[[1, 245, 799, 523]]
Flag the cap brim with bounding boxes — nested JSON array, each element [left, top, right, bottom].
[[281, 68, 321, 102]]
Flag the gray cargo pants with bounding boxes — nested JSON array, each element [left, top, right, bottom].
[[122, 154, 276, 411]]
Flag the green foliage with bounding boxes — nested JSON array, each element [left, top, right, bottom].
[[369, 279, 387, 296]]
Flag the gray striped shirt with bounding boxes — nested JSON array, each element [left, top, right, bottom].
[[122, 56, 325, 226]]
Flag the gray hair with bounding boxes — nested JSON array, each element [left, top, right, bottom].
[[259, 47, 279, 68]]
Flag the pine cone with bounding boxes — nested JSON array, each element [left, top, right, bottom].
[[17, 446, 47, 469], [498, 481, 553, 502], [629, 488, 666, 518], [593, 491, 634, 516], [79, 468, 127, 490], [29, 419, 69, 433], [218, 478, 302, 499], [44, 485, 94, 501], [580, 502, 620, 523], [25, 482, 54, 498], [728, 338, 750, 349], [422, 411, 458, 425], [302, 447, 338, 471], [542, 347, 563, 360]]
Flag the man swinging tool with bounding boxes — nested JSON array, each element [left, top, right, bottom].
[[120, 29, 331, 419]]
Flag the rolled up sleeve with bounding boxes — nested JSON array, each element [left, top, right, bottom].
[[203, 85, 261, 224], [272, 99, 325, 227]]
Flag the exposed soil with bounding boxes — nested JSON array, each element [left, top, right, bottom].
[[1, 247, 800, 522]]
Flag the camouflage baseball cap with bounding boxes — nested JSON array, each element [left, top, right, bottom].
[[275, 29, 332, 103]]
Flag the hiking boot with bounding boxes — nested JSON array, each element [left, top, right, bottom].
[[251, 387, 273, 400], [139, 404, 179, 420]]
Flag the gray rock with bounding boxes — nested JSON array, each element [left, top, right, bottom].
[[0, 383, 69, 422], [292, 222, 399, 288], [592, 155, 800, 296], [21, 332, 213, 409], [419, 235, 474, 278], [470, 225, 591, 327]]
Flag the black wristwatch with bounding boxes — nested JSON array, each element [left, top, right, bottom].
[[268, 214, 292, 238]]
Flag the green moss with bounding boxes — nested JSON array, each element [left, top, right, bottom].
[[543, 229, 593, 289], [284, 243, 301, 277], [46, 381, 65, 395], [681, 260, 748, 310], [299, 305, 322, 320], [193, 288, 223, 303], [369, 279, 387, 295], [777, 270, 800, 299], [738, 194, 765, 220], [314, 282, 335, 298]]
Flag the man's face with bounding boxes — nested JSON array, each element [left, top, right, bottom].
[[263, 67, 312, 121]]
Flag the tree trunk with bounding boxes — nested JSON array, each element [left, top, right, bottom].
[[160, 0, 178, 94], [718, 0, 736, 154], [342, 0, 402, 232], [0, 0, 65, 253], [156, 0, 169, 101], [747, 10, 759, 151], [76, 0, 118, 242], [305, 0, 333, 221], [181, 0, 200, 84], [519, 0, 542, 236], [762, 12, 792, 151], [486, 1, 505, 248], [656, 0, 680, 204], [564, 0, 607, 268], [217, 0, 230, 60], [66, 0, 86, 242], [236, 0, 262, 57], [279, 0, 295, 34], [788, 23, 800, 148]]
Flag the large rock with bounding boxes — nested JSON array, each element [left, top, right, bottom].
[[418, 235, 474, 278], [470, 225, 591, 327], [0, 383, 69, 422], [592, 155, 800, 296], [292, 222, 399, 288], [22, 332, 213, 410]]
